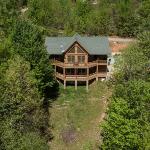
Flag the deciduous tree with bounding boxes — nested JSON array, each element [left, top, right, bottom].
[[0, 55, 49, 149]]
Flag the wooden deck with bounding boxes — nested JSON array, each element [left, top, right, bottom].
[[52, 60, 107, 68], [52, 59, 108, 91], [56, 72, 107, 81]]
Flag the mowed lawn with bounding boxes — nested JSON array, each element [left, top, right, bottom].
[[49, 81, 111, 150]]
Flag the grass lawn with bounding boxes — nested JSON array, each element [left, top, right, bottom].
[[49, 81, 111, 150]]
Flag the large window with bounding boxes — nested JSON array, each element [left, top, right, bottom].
[[77, 69, 86, 75], [78, 55, 85, 63], [68, 55, 75, 63], [66, 69, 74, 75]]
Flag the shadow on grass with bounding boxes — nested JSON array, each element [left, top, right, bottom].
[[41, 81, 60, 141], [43, 81, 60, 109]]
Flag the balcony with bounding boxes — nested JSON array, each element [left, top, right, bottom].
[[51, 60, 107, 68], [55, 72, 107, 81]]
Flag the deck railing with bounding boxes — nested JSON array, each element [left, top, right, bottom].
[[55, 72, 107, 80], [51, 59, 107, 67]]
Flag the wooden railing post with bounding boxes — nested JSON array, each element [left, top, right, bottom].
[[87, 67, 89, 77], [63, 67, 65, 77]]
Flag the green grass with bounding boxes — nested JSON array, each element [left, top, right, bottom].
[[49, 81, 111, 150]]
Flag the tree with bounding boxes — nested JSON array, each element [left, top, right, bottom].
[[112, 0, 139, 37], [68, 0, 92, 33], [27, 0, 53, 26], [87, 8, 114, 35], [10, 19, 58, 98], [114, 44, 149, 82], [114, 31, 150, 83], [137, 31, 150, 58], [136, 0, 150, 34], [0, 0, 27, 37], [101, 33, 150, 149], [27, 0, 72, 30], [101, 80, 150, 150], [0, 55, 49, 149]]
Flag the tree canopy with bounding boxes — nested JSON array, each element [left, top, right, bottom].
[[0, 56, 49, 149], [25, 0, 150, 37], [101, 32, 150, 149]]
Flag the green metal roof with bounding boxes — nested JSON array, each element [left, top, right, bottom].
[[45, 34, 111, 56]]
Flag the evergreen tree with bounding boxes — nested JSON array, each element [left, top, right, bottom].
[[10, 19, 58, 98]]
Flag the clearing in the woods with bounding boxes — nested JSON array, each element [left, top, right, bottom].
[[49, 81, 112, 150]]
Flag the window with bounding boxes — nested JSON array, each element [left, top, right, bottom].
[[66, 69, 74, 75], [68, 47, 75, 53], [77, 46, 84, 53], [68, 55, 75, 63], [77, 69, 86, 75], [78, 56, 85, 63]]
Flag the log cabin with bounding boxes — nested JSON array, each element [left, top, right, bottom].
[[45, 34, 111, 91]]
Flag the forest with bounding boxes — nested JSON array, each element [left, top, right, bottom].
[[0, 0, 150, 149]]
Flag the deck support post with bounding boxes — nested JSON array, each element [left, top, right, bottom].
[[86, 80, 89, 92], [75, 80, 77, 90], [96, 64, 98, 81], [64, 80, 66, 89], [96, 76, 98, 81]]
